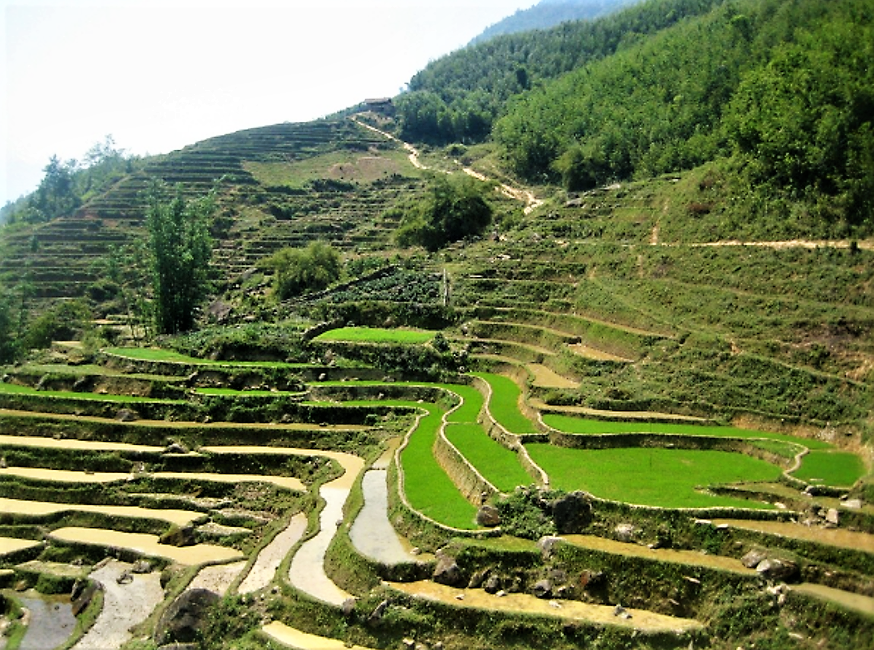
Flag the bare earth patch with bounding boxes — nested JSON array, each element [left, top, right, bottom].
[[188, 561, 247, 597], [528, 363, 578, 389]]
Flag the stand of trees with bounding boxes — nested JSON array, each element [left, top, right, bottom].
[[145, 183, 215, 335]]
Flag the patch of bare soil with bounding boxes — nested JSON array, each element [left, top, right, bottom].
[[72, 559, 163, 650], [528, 364, 578, 389], [712, 519, 874, 553], [529, 398, 707, 423], [567, 343, 632, 362], [389, 581, 703, 634]]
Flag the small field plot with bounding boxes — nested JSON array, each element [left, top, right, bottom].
[[473, 373, 538, 434], [543, 414, 833, 449], [526, 445, 782, 509], [445, 383, 484, 424], [399, 404, 479, 529], [103, 347, 303, 368], [444, 423, 532, 493], [791, 450, 867, 488], [315, 327, 435, 344]]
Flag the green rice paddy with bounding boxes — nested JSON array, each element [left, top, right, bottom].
[[314, 327, 435, 344], [792, 450, 867, 487], [543, 414, 834, 449], [473, 373, 539, 434], [444, 423, 532, 492], [526, 444, 783, 509]]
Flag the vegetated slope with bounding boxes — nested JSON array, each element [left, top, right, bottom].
[[403, 0, 874, 240], [0, 119, 424, 310], [471, 0, 639, 45]]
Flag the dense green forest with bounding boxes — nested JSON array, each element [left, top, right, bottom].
[[399, 0, 874, 237]]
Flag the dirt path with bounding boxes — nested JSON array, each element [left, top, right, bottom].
[[238, 514, 307, 594], [352, 116, 542, 213], [49, 527, 244, 565], [389, 581, 704, 634], [72, 559, 163, 650], [690, 239, 874, 251]]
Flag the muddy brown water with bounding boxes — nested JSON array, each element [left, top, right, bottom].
[[712, 519, 874, 553], [262, 621, 377, 649], [50, 527, 244, 565], [792, 583, 874, 616], [389, 581, 704, 633], [349, 469, 419, 565], [238, 513, 307, 595], [563, 535, 756, 575], [16, 595, 76, 650], [0, 537, 41, 557], [0, 434, 163, 453], [0, 497, 203, 527]]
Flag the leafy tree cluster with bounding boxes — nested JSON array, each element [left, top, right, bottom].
[[266, 241, 342, 300], [491, 0, 873, 233], [2, 136, 134, 226], [145, 183, 215, 335], [396, 0, 723, 143], [395, 174, 493, 252]]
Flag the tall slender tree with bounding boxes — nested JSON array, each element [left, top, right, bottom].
[[144, 183, 214, 335]]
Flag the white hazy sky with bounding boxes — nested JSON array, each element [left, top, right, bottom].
[[2, 0, 535, 205]]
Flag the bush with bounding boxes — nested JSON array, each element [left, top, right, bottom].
[[266, 241, 341, 300]]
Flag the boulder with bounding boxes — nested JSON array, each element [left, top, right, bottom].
[[537, 536, 563, 559], [433, 552, 462, 586], [756, 558, 799, 582], [484, 574, 502, 594], [160, 524, 196, 547], [614, 523, 636, 542], [368, 599, 389, 625], [154, 589, 220, 646], [116, 408, 139, 422], [341, 598, 357, 618], [533, 579, 553, 599], [476, 505, 502, 527], [551, 491, 592, 534], [741, 549, 769, 569], [825, 509, 840, 526]]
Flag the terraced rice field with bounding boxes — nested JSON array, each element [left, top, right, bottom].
[[0, 341, 870, 650]]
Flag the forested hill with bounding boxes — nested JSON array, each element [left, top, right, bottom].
[[398, 0, 874, 239], [471, 0, 638, 44]]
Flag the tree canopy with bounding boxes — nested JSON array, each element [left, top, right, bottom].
[[145, 183, 214, 335], [267, 241, 342, 300], [395, 174, 493, 252]]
